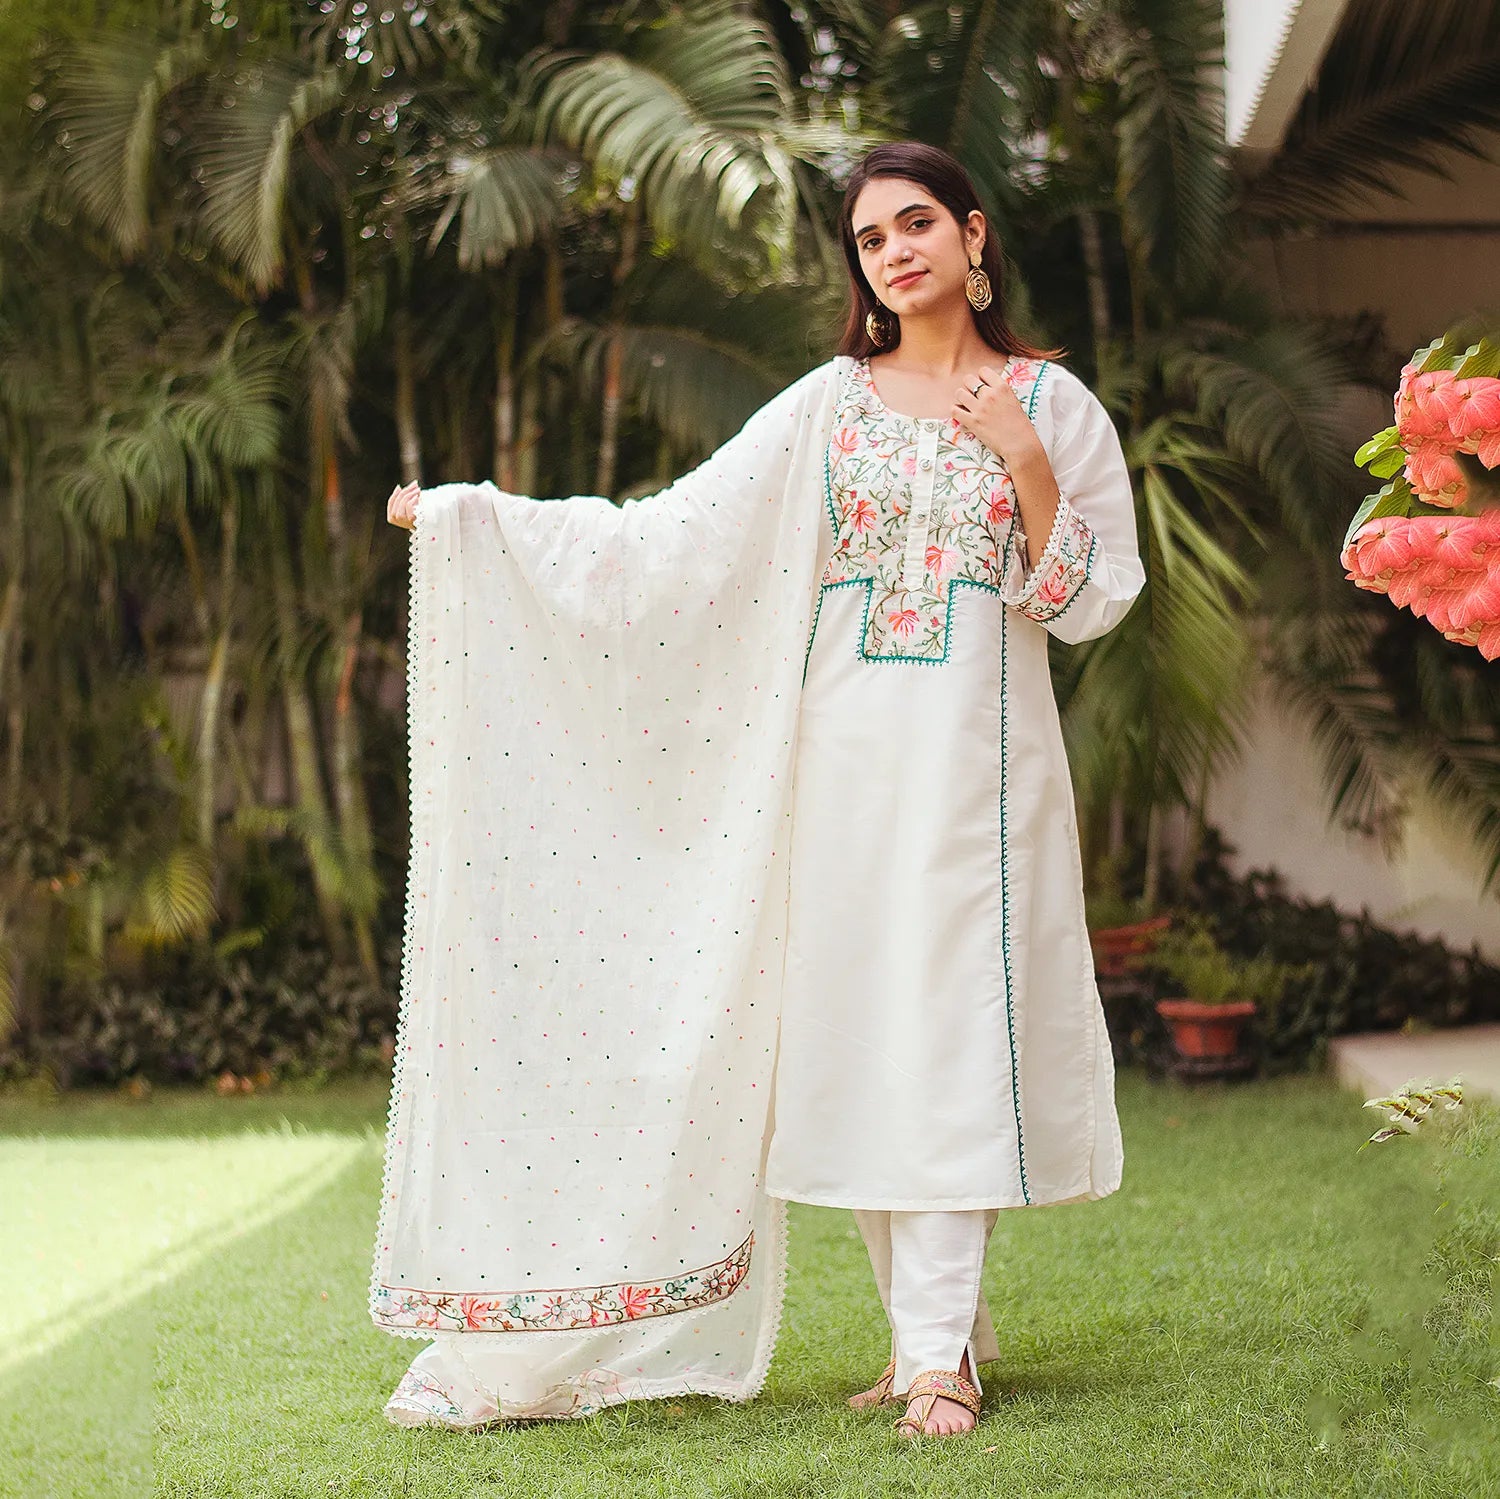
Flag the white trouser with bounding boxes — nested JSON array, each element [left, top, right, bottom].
[[851, 1207, 1001, 1397]]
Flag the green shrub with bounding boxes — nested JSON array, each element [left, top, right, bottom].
[[0, 938, 399, 1089], [1101, 830, 1500, 1076], [1146, 919, 1316, 1006]]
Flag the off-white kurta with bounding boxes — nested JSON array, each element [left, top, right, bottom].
[[764, 355, 1144, 1210]]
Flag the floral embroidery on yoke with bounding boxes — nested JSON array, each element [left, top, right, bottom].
[[817, 357, 1053, 664], [373, 1231, 754, 1333]]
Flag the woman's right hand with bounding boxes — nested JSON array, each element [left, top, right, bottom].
[[387, 481, 420, 530]]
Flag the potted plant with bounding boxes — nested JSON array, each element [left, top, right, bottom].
[[1084, 856, 1171, 989], [1148, 921, 1313, 1079]]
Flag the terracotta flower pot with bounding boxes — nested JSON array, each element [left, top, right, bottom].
[[1089, 915, 1172, 980], [1155, 998, 1258, 1080]]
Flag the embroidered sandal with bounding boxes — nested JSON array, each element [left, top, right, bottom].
[[846, 1354, 900, 1410], [892, 1367, 983, 1439]]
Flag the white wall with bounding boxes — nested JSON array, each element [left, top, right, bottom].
[[1204, 681, 1499, 962]]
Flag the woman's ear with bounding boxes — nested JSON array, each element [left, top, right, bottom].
[[965, 209, 986, 259]]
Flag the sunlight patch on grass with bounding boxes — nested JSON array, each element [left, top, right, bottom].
[[0, 1129, 365, 1377]]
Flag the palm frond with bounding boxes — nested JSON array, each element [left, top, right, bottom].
[[1268, 605, 1409, 844], [173, 337, 287, 474], [1421, 732, 1500, 894], [192, 61, 346, 292], [55, 404, 185, 536], [231, 803, 379, 913], [1160, 323, 1357, 549], [540, 318, 786, 456], [1111, 0, 1231, 293], [301, 0, 496, 73], [867, 0, 1049, 233], [424, 145, 575, 269], [523, 1, 800, 265], [133, 843, 216, 944], [50, 32, 209, 256]]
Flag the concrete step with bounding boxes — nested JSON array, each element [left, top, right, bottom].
[[1328, 1023, 1500, 1102]]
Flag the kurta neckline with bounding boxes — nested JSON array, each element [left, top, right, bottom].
[[857, 354, 1017, 428]]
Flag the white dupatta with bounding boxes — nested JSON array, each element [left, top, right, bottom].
[[370, 359, 845, 1425]]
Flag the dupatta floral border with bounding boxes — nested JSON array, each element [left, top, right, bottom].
[[372, 1231, 756, 1333]]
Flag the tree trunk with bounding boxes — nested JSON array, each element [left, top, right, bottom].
[[294, 260, 377, 975], [394, 303, 423, 485], [194, 484, 239, 849], [536, 232, 567, 496], [0, 580, 20, 819], [332, 606, 379, 978], [197, 629, 229, 848], [595, 198, 640, 498], [516, 372, 541, 496], [271, 523, 346, 959], [493, 266, 518, 489], [1078, 209, 1111, 359], [1180, 740, 1215, 893], [293, 256, 347, 564], [595, 334, 623, 499], [1142, 795, 1162, 910]]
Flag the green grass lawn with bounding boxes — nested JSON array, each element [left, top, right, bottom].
[[1, 1068, 1494, 1498]]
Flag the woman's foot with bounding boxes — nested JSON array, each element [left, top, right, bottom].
[[847, 1355, 898, 1409], [895, 1350, 979, 1437]]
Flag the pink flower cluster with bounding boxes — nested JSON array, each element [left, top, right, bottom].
[[1394, 365, 1500, 507], [1341, 509, 1500, 660]]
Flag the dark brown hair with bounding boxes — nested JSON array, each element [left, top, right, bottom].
[[835, 141, 1059, 361]]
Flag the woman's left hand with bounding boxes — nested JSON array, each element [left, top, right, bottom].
[[952, 365, 1045, 466]]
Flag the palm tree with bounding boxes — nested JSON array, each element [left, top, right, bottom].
[[2, 0, 859, 1036]]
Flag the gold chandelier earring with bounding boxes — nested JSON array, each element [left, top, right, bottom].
[[964, 248, 993, 311], [865, 305, 894, 347]]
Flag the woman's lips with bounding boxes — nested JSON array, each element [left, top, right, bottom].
[[888, 269, 926, 288]]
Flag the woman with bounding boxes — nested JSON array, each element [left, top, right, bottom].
[[378, 141, 1143, 1441]]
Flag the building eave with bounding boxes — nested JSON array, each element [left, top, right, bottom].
[[1225, 0, 1353, 163]]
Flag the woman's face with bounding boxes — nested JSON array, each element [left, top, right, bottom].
[[850, 175, 982, 319]]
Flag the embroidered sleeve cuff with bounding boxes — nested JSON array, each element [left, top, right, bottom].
[[999, 495, 1097, 623]]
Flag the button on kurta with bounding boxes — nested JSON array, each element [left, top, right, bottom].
[[900, 426, 944, 590]]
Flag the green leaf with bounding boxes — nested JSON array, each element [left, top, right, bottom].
[[1341, 478, 1414, 552], [52, 33, 210, 256], [1455, 338, 1500, 379], [1354, 426, 1401, 469], [524, 3, 803, 268], [1416, 332, 1468, 373], [1113, 0, 1231, 293], [193, 62, 346, 293]]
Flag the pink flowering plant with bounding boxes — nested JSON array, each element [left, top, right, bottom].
[[1341, 331, 1500, 660]]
